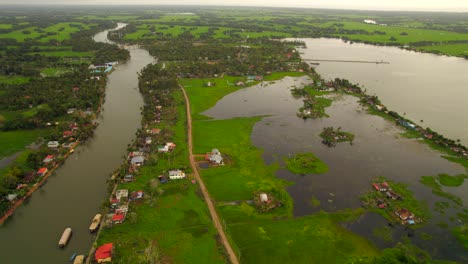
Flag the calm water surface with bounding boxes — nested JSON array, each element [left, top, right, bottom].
[[0, 24, 153, 263], [295, 38, 468, 146], [204, 76, 467, 261]]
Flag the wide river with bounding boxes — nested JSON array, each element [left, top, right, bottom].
[[0, 24, 153, 263], [295, 38, 468, 146]]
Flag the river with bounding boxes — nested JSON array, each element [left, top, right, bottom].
[[204, 76, 467, 261], [295, 38, 468, 146], [0, 23, 154, 263]]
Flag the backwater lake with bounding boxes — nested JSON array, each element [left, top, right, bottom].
[[204, 67, 467, 260]]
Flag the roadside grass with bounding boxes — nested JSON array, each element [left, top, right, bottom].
[[0, 129, 51, 158]]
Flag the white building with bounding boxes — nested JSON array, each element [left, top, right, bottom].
[[168, 170, 186, 180]]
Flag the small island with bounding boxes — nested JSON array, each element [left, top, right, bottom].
[[285, 152, 329, 174], [319, 126, 355, 147]]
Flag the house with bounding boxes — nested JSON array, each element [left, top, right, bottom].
[[37, 167, 48, 176], [128, 151, 144, 159], [63, 131, 74, 138], [47, 141, 60, 148], [260, 193, 268, 203], [115, 189, 128, 201], [62, 142, 75, 148], [112, 210, 126, 224], [145, 137, 152, 145], [67, 108, 77, 114], [43, 155, 55, 164], [386, 190, 400, 200], [130, 190, 144, 200], [123, 174, 134, 183], [158, 175, 168, 183], [205, 148, 224, 166], [168, 170, 186, 180], [95, 243, 113, 263], [158, 142, 176, 152], [70, 123, 79, 130], [72, 87, 80, 92], [395, 208, 413, 220], [148, 128, 161, 135], [6, 194, 18, 202], [236, 81, 245, 86], [130, 156, 145, 166]]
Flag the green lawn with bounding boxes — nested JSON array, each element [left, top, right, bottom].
[[0, 129, 51, 158]]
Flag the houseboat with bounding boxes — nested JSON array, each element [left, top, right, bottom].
[[73, 255, 85, 264], [89, 214, 102, 233], [58, 227, 72, 248]]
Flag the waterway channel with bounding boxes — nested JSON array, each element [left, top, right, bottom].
[[0, 23, 154, 263], [204, 76, 467, 261]]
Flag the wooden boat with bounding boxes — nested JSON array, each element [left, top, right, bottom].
[[58, 227, 72, 248], [73, 255, 85, 264], [89, 214, 102, 233]]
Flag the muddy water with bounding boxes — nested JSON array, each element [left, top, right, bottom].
[[204, 76, 467, 261], [295, 38, 468, 146], [0, 24, 154, 263]]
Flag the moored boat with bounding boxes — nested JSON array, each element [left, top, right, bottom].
[[70, 252, 77, 262], [58, 227, 72, 248], [73, 255, 85, 264], [89, 214, 102, 233]]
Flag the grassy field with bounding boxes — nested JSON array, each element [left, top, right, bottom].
[[0, 22, 93, 42], [40, 67, 70, 77], [184, 74, 383, 262], [0, 75, 30, 85], [417, 43, 468, 56], [0, 129, 51, 158]]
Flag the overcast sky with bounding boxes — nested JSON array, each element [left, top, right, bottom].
[[1, 0, 468, 12]]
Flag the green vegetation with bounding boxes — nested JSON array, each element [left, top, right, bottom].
[[0, 129, 50, 158], [310, 196, 321, 207], [420, 175, 464, 206], [319, 126, 355, 146], [373, 226, 393, 242], [438, 174, 467, 187], [285, 153, 329, 174], [452, 224, 468, 249]]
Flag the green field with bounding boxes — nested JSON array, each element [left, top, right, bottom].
[[0, 22, 93, 42], [0, 76, 30, 85], [0, 129, 51, 158], [417, 43, 468, 56]]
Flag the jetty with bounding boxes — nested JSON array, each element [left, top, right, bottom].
[[304, 59, 389, 64]]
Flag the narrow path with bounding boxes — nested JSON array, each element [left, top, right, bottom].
[[180, 84, 240, 264]]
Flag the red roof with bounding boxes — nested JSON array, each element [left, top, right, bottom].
[[95, 243, 113, 261], [112, 213, 125, 222], [45, 155, 54, 160], [72, 87, 80, 91], [63, 131, 73, 137], [372, 183, 380, 191], [37, 168, 48, 174]]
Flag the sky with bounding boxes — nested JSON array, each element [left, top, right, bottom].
[[1, 0, 468, 12]]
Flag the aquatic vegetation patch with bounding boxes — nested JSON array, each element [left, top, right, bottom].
[[420, 175, 464, 206], [284, 152, 329, 174]]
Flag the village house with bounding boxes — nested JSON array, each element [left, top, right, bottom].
[[47, 141, 60, 148], [95, 243, 113, 263], [205, 148, 224, 166], [63, 131, 74, 138], [168, 170, 186, 180], [130, 156, 145, 166], [260, 193, 269, 203], [147, 128, 161, 135], [115, 189, 128, 201], [123, 174, 134, 183], [43, 155, 55, 164], [130, 190, 144, 200], [67, 108, 77, 114], [145, 137, 152, 145], [6, 194, 18, 203], [395, 208, 414, 221], [62, 142, 75, 148], [37, 167, 48, 176], [158, 142, 176, 153]]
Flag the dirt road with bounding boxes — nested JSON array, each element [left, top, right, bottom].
[[180, 85, 240, 264]]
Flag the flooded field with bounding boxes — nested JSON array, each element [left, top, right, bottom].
[[204, 76, 467, 261]]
